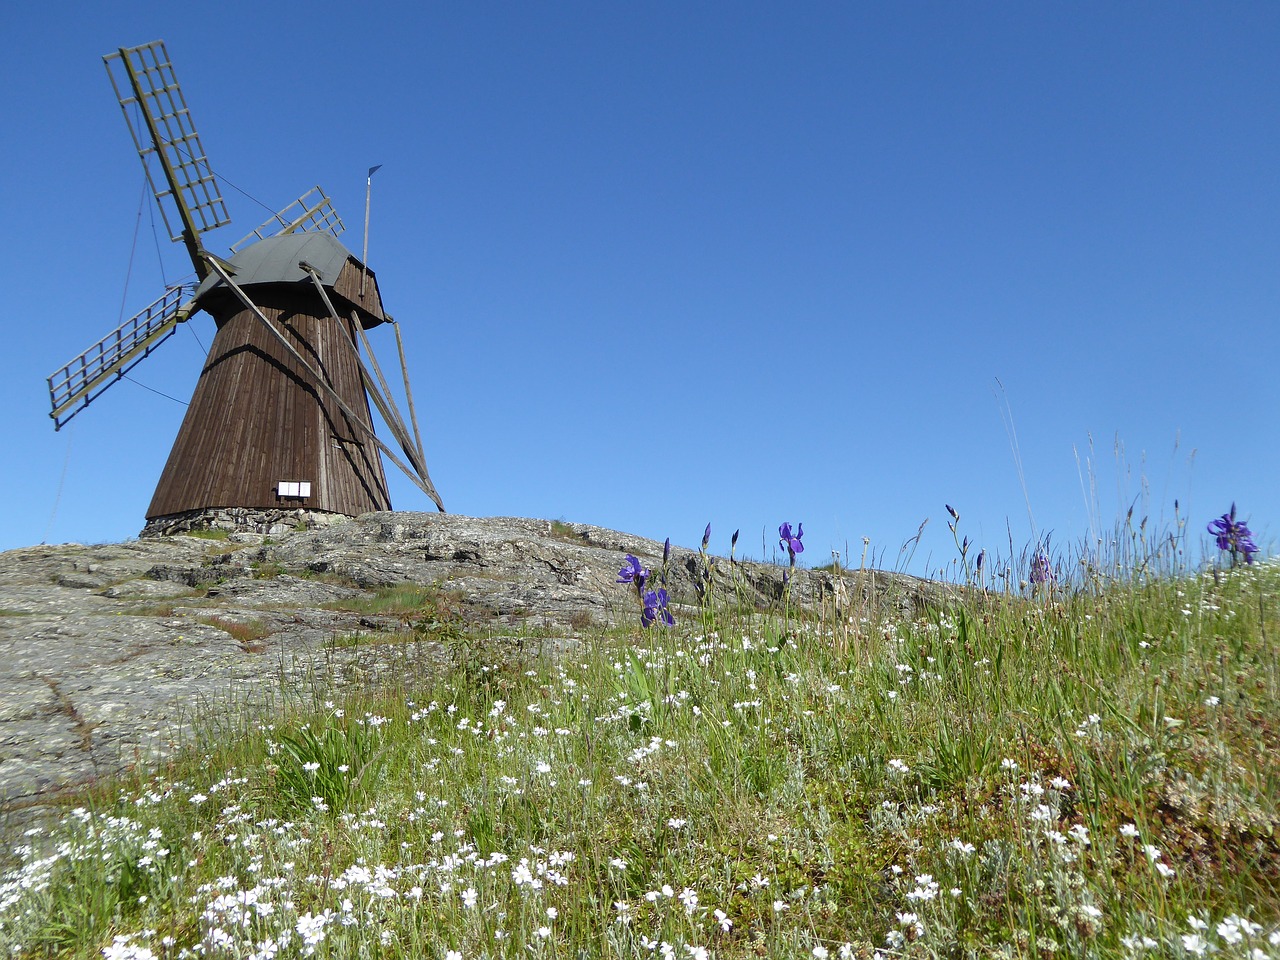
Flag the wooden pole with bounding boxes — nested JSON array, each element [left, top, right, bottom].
[[392, 319, 427, 466], [360, 164, 381, 298], [298, 263, 416, 462], [296, 264, 445, 511]]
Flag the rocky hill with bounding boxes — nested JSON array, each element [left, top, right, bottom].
[[0, 512, 949, 832]]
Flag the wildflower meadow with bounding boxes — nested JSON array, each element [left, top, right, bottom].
[[1, 508, 1277, 959]]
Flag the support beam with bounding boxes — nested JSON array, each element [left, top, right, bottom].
[[298, 263, 428, 480], [392, 318, 427, 467], [352, 314, 445, 512]]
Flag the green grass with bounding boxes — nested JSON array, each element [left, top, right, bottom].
[[182, 529, 231, 541], [2, 555, 1277, 959], [548, 519, 590, 544], [324, 583, 457, 618]]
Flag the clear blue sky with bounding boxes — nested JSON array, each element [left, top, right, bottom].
[[2, 3, 1276, 577]]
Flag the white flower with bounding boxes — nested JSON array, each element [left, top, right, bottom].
[[1156, 862, 1176, 878], [1182, 933, 1208, 955], [295, 910, 331, 951], [1142, 844, 1162, 861], [714, 908, 733, 932], [546, 907, 558, 920], [813, 948, 830, 959], [446, 952, 462, 960], [667, 818, 687, 830], [887, 758, 910, 774], [460, 887, 477, 908], [102, 940, 157, 960], [610, 857, 628, 870], [536, 925, 551, 939], [1204, 696, 1220, 706], [1120, 823, 1140, 838], [773, 900, 789, 912]]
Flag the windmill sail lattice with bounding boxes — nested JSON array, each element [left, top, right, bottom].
[[104, 42, 229, 275], [47, 285, 195, 430], [230, 186, 345, 253]]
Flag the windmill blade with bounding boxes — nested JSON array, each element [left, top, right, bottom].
[[229, 186, 345, 254], [104, 41, 230, 277], [47, 285, 196, 430]]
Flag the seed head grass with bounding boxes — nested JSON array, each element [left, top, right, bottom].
[[2, 537, 1277, 958]]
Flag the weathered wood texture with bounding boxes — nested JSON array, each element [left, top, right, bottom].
[[146, 291, 391, 520], [334, 260, 386, 324]]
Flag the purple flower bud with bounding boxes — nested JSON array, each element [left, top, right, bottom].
[[662, 538, 671, 565], [946, 504, 959, 521], [731, 529, 740, 549], [976, 549, 985, 574], [702, 523, 712, 551]]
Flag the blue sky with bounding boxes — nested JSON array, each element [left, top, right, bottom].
[[2, 3, 1276, 576]]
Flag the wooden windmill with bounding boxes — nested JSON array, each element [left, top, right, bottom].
[[46, 41, 443, 534]]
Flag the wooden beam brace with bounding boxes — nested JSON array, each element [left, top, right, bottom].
[[391, 318, 427, 467], [354, 314, 445, 512], [295, 265, 444, 512]]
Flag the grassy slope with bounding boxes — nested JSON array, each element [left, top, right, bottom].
[[1, 557, 1277, 959]]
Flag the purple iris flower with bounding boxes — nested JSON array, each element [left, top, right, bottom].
[[617, 554, 649, 589], [1208, 504, 1259, 565], [779, 522, 804, 560], [1030, 553, 1054, 584], [642, 588, 674, 628]]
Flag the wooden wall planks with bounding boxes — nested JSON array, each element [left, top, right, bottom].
[[146, 291, 392, 520]]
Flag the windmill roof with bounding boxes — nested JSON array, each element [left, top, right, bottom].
[[194, 232, 359, 298]]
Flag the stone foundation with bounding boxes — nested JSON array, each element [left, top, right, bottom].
[[140, 507, 354, 539]]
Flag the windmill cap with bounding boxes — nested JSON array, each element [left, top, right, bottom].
[[194, 232, 387, 327]]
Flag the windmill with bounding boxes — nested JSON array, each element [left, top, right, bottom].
[[46, 41, 443, 535]]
